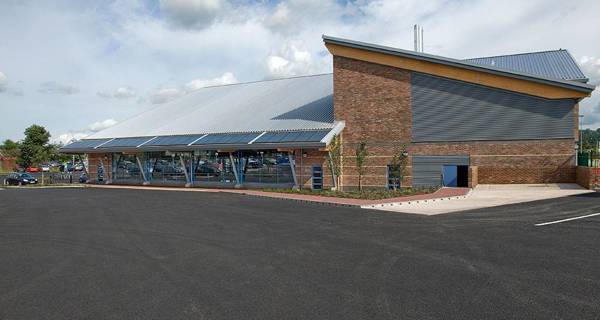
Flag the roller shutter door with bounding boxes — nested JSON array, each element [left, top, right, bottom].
[[412, 155, 470, 187]]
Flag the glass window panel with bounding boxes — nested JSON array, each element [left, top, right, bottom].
[[113, 153, 143, 182]]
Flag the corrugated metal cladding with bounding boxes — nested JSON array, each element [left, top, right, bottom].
[[86, 74, 334, 139], [60, 138, 110, 149], [465, 50, 588, 82], [254, 130, 330, 143], [98, 137, 152, 148], [412, 156, 469, 187], [411, 73, 576, 142]]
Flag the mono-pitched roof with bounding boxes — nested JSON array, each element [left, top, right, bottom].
[[323, 35, 595, 95], [465, 49, 588, 83], [61, 74, 343, 153]]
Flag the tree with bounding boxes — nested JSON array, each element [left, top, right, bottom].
[[18, 124, 51, 168], [354, 141, 369, 191], [0, 139, 20, 158], [581, 128, 600, 152], [389, 144, 409, 190], [326, 134, 342, 190]]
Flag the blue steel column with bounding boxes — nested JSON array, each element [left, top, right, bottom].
[[190, 151, 194, 186], [238, 151, 244, 184]]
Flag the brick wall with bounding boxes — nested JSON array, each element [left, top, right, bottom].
[[412, 140, 576, 184], [333, 56, 412, 189], [468, 166, 478, 188], [87, 153, 112, 183], [332, 56, 577, 188], [576, 166, 600, 189], [0, 157, 17, 171], [292, 149, 332, 189]]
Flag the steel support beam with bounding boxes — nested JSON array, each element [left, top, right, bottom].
[[328, 150, 337, 190], [229, 152, 241, 187], [179, 155, 191, 187], [288, 151, 298, 189], [136, 155, 149, 185]]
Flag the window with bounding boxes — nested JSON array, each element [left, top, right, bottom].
[[387, 165, 401, 190], [312, 165, 323, 190]]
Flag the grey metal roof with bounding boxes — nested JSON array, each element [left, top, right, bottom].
[[86, 73, 334, 139], [323, 35, 595, 93], [465, 50, 588, 82]]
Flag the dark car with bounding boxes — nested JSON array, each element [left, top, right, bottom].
[[195, 163, 221, 176], [3, 172, 38, 186]]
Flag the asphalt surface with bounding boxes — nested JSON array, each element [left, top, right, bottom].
[[0, 187, 599, 319]]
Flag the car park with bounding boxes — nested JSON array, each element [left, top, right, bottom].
[[3, 172, 38, 185]]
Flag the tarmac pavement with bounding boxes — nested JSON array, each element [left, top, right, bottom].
[[0, 187, 599, 319]]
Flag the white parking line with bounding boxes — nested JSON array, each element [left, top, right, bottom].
[[535, 213, 600, 226]]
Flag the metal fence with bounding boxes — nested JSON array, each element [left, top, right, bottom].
[[578, 152, 600, 167], [1, 171, 87, 186]]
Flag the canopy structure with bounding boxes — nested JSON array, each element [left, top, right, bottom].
[[61, 74, 344, 153], [60, 124, 344, 153]]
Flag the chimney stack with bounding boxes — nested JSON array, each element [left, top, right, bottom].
[[414, 24, 424, 52]]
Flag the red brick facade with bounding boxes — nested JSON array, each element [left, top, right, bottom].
[[87, 153, 112, 183], [332, 56, 578, 189], [576, 166, 600, 189]]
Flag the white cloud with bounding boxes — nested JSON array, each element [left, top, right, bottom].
[[97, 91, 112, 98], [0, 71, 23, 96], [579, 56, 600, 86], [150, 72, 238, 104], [0, 71, 7, 90], [55, 118, 118, 144], [184, 72, 237, 91], [265, 42, 324, 78], [149, 87, 185, 104], [57, 132, 89, 145], [97, 87, 137, 99], [3, 0, 600, 140], [160, 0, 225, 29], [113, 86, 136, 99], [89, 118, 118, 131], [38, 81, 79, 95]]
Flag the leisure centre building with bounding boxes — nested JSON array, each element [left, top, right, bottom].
[[61, 36, 595, 190]]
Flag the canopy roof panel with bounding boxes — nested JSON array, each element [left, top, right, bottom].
[[60, 122, 345, 153]]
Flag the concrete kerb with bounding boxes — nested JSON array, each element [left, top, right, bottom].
[[83, 184, 471, 209], [3, 185, 85, 189], [360, 189, 473, 209]]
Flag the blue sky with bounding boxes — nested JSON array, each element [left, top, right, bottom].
[[1, 0, 599, 143]]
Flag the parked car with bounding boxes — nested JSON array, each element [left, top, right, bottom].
[[79, 173, 88, 183], [41, 164, 51, 172], [26, 167, 41, 173], [74, 163, 84, 171], [195, 163, 221, 176], [4, 172, 38, 185]]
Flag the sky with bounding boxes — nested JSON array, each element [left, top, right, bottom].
[[1, 0, 600, 144]]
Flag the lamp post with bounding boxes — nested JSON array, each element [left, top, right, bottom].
[[577, 115, 584, 166]]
